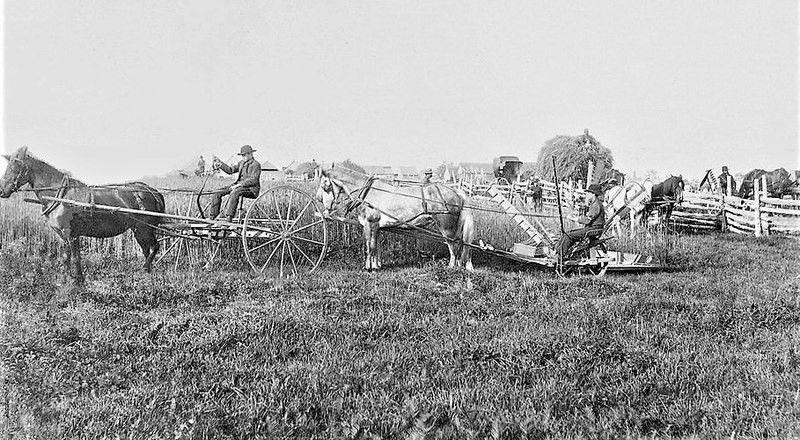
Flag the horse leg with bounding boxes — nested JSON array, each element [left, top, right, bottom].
[[360, 220, 373, 271], [59, 228, 74, 281], [371, 227, 381, 269], [70, 237, 85, 284], [134, 225, 159, 272], [445, 240, 457, 268], [460, 234, 474, 271]]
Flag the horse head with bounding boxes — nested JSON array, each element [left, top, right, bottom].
[[316, 165, 356, 213], [673, 175, 685, 203], [771, 168, 793, 197], [1, 146, 33, 198]]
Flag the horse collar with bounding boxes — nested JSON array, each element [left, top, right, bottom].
[[41, 175, 72, 216]]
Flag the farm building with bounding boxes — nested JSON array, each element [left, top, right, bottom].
[[362, 165, 395, 180], [260, 160, 281, 181], [392, 166, 419, 181]]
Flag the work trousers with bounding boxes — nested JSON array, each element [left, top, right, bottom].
[[208, 185, 258, 219], [559, 226, 603, 260]]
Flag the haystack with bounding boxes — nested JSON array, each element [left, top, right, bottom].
[[533, 129, 614, 183]]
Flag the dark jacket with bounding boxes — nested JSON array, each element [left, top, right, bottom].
[[718, 173, 737, 194], [220, 158, 262, 190], [578, 197, 605, 229]]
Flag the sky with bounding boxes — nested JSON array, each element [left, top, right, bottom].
[[3, 0, 799, 184]]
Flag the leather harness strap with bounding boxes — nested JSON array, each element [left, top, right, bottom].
[[41, 175, 71, 217], [344, 175, 377, 215]]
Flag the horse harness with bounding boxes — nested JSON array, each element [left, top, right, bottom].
[[7, 157, 32, 193], [327, 175, 464, 228], [343, 175, 378, 215]]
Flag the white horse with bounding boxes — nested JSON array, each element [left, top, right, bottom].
[[604, 181, 652, 237], [317, 164, 475, 271]]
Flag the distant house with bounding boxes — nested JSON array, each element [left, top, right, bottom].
[[392, 166, 419, 181], [283, 160, 320, 181], [260, 160, 282, 181], [362, 165, 395, 180]]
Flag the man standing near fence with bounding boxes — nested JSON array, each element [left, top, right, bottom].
[[719, 166, 737, 195], [208, 145, 262, 222]]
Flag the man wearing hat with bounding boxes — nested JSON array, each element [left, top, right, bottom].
[[718, 166, 737, 195], [559, 183, 606, 260], [422, 168, 434, 184], [208, 145, 262, 222]]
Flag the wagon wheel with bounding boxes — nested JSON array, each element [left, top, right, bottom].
[[242, 185, 328, 278]]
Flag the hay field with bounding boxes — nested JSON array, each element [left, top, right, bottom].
[[1, 177, 799, 439]]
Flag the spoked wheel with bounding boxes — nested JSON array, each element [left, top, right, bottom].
[[242, 185, 328, 278]]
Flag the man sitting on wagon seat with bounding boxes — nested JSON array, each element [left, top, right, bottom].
[[559, 183, 606, 261], [209, 145, 261, 222]]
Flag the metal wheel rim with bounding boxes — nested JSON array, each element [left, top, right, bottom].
[[241, 185, 328, 278]]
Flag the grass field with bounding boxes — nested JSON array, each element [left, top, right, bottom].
[[1, 178, 799, 439]]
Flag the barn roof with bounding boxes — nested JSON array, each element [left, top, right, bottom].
[[362, 165, 394, 175]]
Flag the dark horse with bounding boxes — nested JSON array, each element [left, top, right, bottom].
[[0, 147, 165, 282], [641, 175, 684, 226], [737, 168, 794, 199]]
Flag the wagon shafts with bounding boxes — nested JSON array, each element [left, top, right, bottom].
[[34, 186, 330, 278]]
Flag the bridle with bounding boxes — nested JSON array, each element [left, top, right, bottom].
[[4, 157, 32, 193], [319, 173, 376, 214]]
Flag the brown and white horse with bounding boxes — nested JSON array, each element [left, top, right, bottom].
[[317, 164, 474, 271], [0, 146, 165, 282]]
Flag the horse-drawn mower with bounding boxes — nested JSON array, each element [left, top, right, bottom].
[[4, 146, 665, 280]]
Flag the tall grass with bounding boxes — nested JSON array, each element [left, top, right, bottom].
[[2, 233, 799, 438]]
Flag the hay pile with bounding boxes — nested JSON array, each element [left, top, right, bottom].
[[533, 130, 614, 182]]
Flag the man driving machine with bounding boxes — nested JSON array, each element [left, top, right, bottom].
[[559, 183, 606, 260]]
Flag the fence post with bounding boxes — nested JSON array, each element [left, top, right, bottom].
[[754, 178, 762, 237], [720, 194, 728, 233], [761, 175, 769, 200], [726, 174, 733, 197]]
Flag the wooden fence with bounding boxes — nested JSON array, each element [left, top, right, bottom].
[[674, 186, 800, 236], [457, 176, 800, 236]]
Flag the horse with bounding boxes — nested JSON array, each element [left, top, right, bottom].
[[604, 181, 652, 237], [641, 175, 684, 226], [316, 164, 475, 271], [0, 146, 165, 283], [524, 178, 543, 212], [605, 168, 626, 185], [738, 168, 794, 199]]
